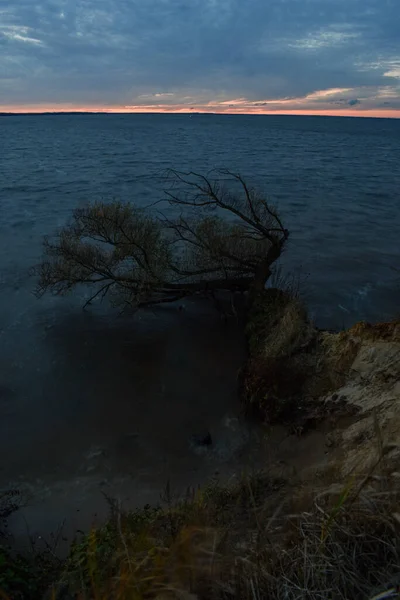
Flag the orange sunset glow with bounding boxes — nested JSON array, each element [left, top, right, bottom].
[[2, 87, 400, 118], [2, 106, 400, 118], [1, 2, 399, 116]]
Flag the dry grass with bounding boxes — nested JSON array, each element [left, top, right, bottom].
[[47, 450, 400, 600], [2, 454, 400, 600], [245, 288, 312, 358], [250, 479, 400, 600], [241, 288, 317, 423]]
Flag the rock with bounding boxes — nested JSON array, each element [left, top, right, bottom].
[[86, 447, 105, 460], [317, 320, 400, 476], [191, 432, 212, 447]]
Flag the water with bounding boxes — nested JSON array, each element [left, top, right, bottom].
[[1, 114, 399, 326], [0, 114, 399, 550]]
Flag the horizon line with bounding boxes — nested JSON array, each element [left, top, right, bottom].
[[1, 108, 400, 119]]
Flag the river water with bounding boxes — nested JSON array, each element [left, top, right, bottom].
[[0, 114, 399, 551]]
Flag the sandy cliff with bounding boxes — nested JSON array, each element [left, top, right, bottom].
[[243, 289, 400, 481]]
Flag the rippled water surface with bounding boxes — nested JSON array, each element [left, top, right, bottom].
[[0, 114, 399, 548], [1, 114, 399, 326]]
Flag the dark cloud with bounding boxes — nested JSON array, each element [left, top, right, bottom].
[[0, 0, 399, 111]]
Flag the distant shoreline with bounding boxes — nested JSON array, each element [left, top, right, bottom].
[[1, 111, 399, 120]]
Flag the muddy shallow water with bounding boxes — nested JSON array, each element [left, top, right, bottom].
[[0, 295, 236, 540], [1, 292, 330, 555]]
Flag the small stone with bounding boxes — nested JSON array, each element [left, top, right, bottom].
[[86, 447, 105, 460], [191, 431, 212, 447]]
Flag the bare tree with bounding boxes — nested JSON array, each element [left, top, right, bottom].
[[34, 169, 288, 311]]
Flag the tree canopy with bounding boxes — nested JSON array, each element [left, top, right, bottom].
[[35, 169, 289, 311]]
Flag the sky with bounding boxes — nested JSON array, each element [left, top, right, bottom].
[[0, 0, 399, 117]]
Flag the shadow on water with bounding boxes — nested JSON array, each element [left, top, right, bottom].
[[32, 299, 247, 476], [1, 297, 264, 552]]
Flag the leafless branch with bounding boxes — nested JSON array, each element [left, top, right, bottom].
[[33, 171, 289, 312]]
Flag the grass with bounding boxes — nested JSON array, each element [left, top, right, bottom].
[[241, 288, 318, 423], [245, 288, 310, 358], [1, 448, 400, 599], [2, 449, 391, 600]]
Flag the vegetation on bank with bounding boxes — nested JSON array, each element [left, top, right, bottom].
[[60, 466, 400, 600], [2, 461, 400, 599]]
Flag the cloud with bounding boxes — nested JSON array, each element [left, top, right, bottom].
[[0, 0, 399, 115], [288, 24, 361, 51], [0, 25, 44, 45]]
